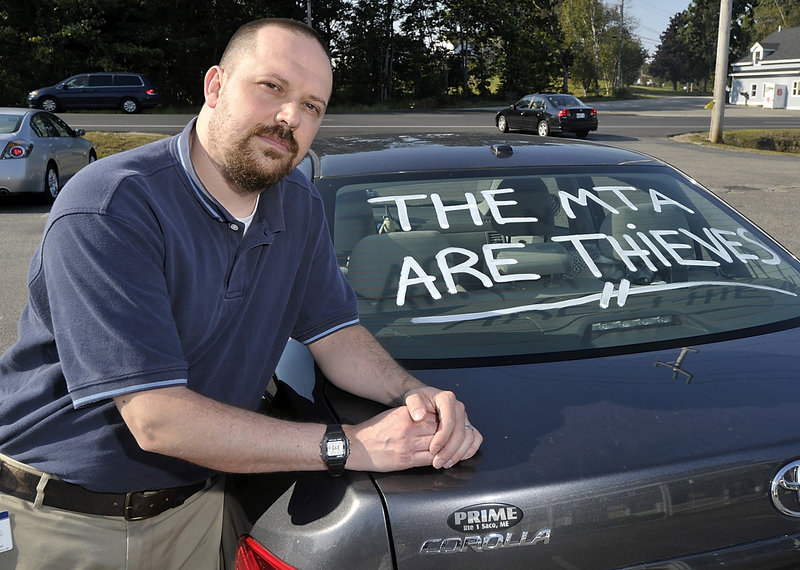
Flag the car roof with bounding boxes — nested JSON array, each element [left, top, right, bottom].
[[524, 92, 578, 97], [307, 133, 664, 179], [68, 72, 144, 75], [0, 107, 34, 116]]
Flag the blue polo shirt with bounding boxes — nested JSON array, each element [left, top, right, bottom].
[[0, 121, 359, 492]]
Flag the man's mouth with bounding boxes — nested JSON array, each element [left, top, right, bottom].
[[259, 134, 289, 152], [251, 125, 298, 156]]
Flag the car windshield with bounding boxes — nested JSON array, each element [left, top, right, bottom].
[[327, 166, 800, 362], [0, 114, 23, 134], [547, 95, 583, 107]]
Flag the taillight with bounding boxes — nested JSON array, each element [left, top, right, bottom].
[[146, 89, 157, 95], [591, 108, 597, 116], [2, 140, 33, 159], [558, 109, 569, 118], [235, 536, 297, 570]]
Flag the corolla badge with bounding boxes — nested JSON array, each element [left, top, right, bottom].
[[447, 503, 523, 533], [422, 504, 549, 556], [771, 460, 800, 517]]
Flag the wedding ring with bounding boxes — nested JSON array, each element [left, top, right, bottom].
[[465, 424, 474, 431]]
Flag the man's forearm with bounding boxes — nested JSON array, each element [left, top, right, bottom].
[[308, 324, 483, 469], [308, 324, 425, 405], [114, 384, 441, 474], [115, 386, 329, 473]]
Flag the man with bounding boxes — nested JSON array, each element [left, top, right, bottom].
[[0, 18, 481, 570]]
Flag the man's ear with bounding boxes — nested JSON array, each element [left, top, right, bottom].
[[203, 66, 224, 108]]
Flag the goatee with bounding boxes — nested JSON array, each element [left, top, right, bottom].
[[224, 123, 300, 195]]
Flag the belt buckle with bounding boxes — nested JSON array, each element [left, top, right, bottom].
[[124, 492, 148, 521]]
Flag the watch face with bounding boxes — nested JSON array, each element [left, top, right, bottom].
[[326, 439, 347, 459]]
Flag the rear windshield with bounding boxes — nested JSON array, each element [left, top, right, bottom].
[[547, 95, 584, 107], [326, 166, 800, 361], [0, 115, 22, 134]]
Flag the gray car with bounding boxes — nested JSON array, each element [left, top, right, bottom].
[[0, 108, 96, 201], [228, 134, 800, 569]]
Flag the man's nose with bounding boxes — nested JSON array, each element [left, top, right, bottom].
[[276, 101, 301, 130]]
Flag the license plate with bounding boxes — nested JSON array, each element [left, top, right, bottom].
[[576, 112, 585, 119]]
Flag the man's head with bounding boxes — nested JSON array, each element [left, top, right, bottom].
[[196, 19, 332, 197]]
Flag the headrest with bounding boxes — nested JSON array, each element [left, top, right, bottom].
[[491, 178, 555, 237], [347, 231, 450, 299]]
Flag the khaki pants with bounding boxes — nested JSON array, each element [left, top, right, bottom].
[[0, 454, 224, 570]]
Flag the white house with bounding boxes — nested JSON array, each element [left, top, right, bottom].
[[729, 25, 800, 110]]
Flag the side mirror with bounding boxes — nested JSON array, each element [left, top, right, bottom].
[[74, 128, 86, 136]]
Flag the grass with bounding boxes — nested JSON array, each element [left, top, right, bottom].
[[679, 129, 800, 156], [83, 131, 169, 159]]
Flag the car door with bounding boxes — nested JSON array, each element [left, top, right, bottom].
[[519, 95, 543, 130], [529, 96, 547, 129], [39, 114, 87, 181], [58, 74, 92, 109], [506, 95, 533, 130], [88, 74, 115, 108]]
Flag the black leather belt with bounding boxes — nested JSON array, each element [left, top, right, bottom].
[[0, 458, 210, 520]]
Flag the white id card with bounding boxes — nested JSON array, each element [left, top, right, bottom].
[[0, 511, 12, 553]]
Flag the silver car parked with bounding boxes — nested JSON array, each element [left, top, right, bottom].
[[0, 108, 96, 202]]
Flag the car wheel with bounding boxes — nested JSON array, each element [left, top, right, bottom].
[[537, 120, 550, 137], [45, 164, 60, 202], [575, 130, 590, 139], [121, 98, 140, 114], [41, 98, 59, 113], [497, 115, 509, 133]]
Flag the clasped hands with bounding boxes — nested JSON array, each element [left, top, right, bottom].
[[345, 387, 483, 472]]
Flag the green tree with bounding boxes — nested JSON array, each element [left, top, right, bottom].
[[748, 0, 800, 37], [680, 0, 753, 91], [649, 11, 690, 90], [559, 0, 613, 96]]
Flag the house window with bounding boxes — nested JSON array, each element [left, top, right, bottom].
[[751, 84, 758, 97], [793, 81, 799, 96], [753, 51, 761, 65]]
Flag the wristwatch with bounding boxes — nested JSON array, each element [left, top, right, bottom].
[[320, 424, 350, 477]]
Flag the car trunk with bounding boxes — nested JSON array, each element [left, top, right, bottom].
[[334, 326, 800, 569]]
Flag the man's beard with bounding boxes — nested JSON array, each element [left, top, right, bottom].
[[218, 123, 300, 195]]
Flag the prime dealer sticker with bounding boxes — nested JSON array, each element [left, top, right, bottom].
[[447, 503, 523, 533]]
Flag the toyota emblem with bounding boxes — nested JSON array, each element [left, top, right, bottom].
[[771, 460, 800, 517]]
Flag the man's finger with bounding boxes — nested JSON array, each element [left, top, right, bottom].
[[404, 392, 428, 421]]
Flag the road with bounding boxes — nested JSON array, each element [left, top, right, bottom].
[[1, 96, 799, 351]]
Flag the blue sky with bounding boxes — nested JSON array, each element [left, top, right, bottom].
[[624, 0, 693, 55]]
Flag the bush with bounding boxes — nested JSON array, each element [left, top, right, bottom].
[[723, 129, 800, 154]]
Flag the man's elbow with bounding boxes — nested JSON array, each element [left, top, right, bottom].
[[113, 391, 183, 455]]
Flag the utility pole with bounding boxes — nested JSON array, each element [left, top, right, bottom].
[[616, 0, 624, 92], [709, 0, 733, 143], [306, 0, 312, 27]]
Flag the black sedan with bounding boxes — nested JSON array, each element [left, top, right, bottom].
[[496, 93, 598, 138], [228, 134, 800, 569]]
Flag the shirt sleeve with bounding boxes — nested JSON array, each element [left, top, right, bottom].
[[30, 209, 188, 408], [289, 200, 360, 345]]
